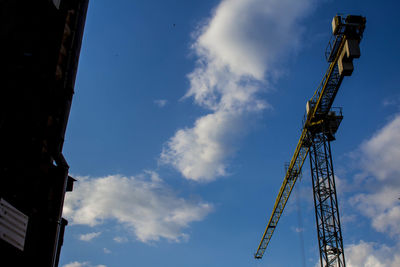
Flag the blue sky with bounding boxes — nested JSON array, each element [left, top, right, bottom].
[[60, 0, 400, 266]]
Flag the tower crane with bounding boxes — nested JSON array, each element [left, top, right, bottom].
[[254, 15, 366, 267]]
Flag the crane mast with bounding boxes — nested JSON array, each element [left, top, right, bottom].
[[255, 15, 366, 266]]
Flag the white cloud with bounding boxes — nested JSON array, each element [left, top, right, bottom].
[[103, 248, 111, 254], [161, 111, 245, 181], [63, 262, 89, 267], [345, 241, 400, 267], [154, 99, 168, 107], [78, 232, 101, 242], [352, 186, 400, 237], [63, 262, 106, 267], [161, 0, 314, 182], [63, 171, 212, 243], [190, 0, 312, 82], [360, 115, 400, 181], [113, 236, 128, 243], [350, 114, 400, 238]]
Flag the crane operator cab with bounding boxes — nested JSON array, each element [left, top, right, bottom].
[[306, 100, 343, 141]]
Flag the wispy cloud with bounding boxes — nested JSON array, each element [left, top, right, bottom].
[[78, 232, 101, 242], [63, 171, 212, 243], [103, 248, 111, 254], [291, 226, 304, 233], [63, 262, 106, 267], [154, 99, 168, 107], [161, 0, 314, 182], [382, 95, 400, 108], [113, 236, 128, 243]]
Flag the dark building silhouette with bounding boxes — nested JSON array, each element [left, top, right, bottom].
[[0, 0, 89, 266]]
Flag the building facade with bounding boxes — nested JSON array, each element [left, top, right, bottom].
[[0, 0, 89, 266]]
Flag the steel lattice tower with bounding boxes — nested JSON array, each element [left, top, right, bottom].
[[309, 119, 345, 267]]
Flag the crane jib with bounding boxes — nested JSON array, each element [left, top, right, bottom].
[[255, 14, 366, 260]]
